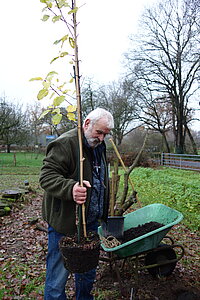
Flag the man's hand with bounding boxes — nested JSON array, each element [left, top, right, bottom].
[[72, 180, 91, 205]]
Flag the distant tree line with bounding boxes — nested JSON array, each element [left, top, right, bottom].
[[1, 0, 199, 154]]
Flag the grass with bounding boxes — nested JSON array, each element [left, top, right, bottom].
[[0, 152, 44, 191], [129, 167, 200, 231], [0, 152, 44, 175]]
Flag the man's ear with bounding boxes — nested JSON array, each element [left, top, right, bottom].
[[84, 119, 90, 128]]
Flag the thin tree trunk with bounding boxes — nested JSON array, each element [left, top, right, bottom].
[[185, 124, 198, 154]]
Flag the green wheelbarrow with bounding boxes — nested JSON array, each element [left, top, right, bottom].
[[98, 203, 184, 294]]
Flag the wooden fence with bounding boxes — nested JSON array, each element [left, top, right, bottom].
[[161, 153, 200, 172]]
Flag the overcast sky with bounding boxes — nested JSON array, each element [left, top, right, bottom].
[[0, 0, 199, 129], [0, 0, 155, 103]]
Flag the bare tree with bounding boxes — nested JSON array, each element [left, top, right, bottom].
[[125, 0, 200, 153], [81, 80, 138, 145], [0, 97, 30, 152]]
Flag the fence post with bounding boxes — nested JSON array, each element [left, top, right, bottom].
[[161, 153, 164, 166]]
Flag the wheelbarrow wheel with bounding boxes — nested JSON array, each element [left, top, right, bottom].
[[145, 243, 177, 277]]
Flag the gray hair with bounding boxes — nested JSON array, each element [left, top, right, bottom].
[[83, 108, 114, 129]]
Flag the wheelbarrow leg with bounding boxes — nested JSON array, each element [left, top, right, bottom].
[[112, 261, 128, 297], [134, 255, 139, 286]]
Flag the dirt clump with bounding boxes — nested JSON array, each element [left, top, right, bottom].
[[123, 221, 164, 243]]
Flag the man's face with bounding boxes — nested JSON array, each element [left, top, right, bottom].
[[84, 118, 111, 148]]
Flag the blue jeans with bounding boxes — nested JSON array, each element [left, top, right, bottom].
[[44, 223, 98, 300]]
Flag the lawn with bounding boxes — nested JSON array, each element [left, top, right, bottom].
[[0, 152, 44, 191], [129, 167, 200, 231]]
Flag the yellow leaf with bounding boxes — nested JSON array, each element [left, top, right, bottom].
[[67, 112, 76, 121], [39, 109, 51, 119], [37, 89, 48, 100], [67, 105, 77, 113], [69, 37, 75, 49], [69, 77, 74, 83], [53, 95, 65, 106], [52, 113, 62, 125], [61, 35, 69, 42], [29, 77, 43, 81], [42, 81, 51, 89], [46, 71, 58, 77], [63, 89, 70, 94], [52, 108, 60, 114], [50, 92, 55, 99]]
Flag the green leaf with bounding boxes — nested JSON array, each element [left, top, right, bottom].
[[68, 7, 78, 14], [4, 206, 11, 212], [53, 35, 68, 45], [29, 77, 43, 81], [57, 0, 69, 8], [60, 52, 68, 58], [61, 35, 69, 42], [37, 88, 49, 100], [41, 14, 50, 21], [50, 56, 59, 64], [69, 77, 74, 83], [53, 95, 65, 106], [40, 0, 52, 8], [39, 109, 51, 119], [52, 15, 61, 23], [54, 39, 62, 45], [52, 113, 62, 125], [69, 37, 75, 48]]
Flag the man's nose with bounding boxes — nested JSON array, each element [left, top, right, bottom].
[[98, 134, 105, 142]]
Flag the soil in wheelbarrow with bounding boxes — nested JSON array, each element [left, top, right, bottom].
[[122, 221, 164, 243]]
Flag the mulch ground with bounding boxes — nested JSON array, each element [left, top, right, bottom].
[[0, 192, 200, 299]]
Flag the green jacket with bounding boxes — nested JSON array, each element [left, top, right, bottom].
[[40, 128, 110, 235]]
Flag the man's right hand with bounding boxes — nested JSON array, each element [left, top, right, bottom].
[[72, 180, 91, 205]]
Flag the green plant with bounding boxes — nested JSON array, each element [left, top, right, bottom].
[[94, 288, 120, 299]]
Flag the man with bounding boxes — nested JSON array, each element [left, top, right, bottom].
[[40, 108, 114, 300]]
